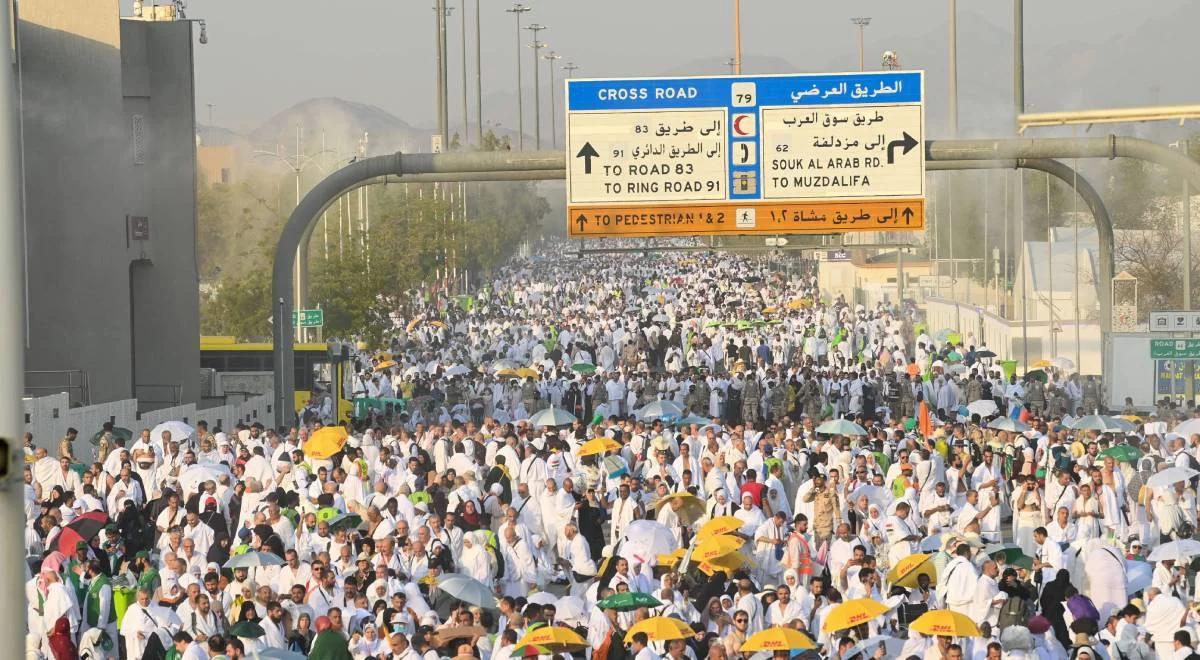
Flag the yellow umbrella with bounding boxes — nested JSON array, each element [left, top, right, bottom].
[[786, 298, 808, 310], [429, 320, 447, 329], [1031, 359, 1053, 369], [515, 626, 589, 653], [406, 318, 422, 332], [697, 515, 744, 540], [692, 535, 745, 562], [909, 610, 982, 638], [741, 628, 816, 652], [578, 437, 622, 457], [657, 548, 687, 567], [374, 360, 398, 371], [655, 492, 706, 525], [304, 427, 349, 460], [887, 552, 938, 588], [821, 598, 890, 633], [697, 551, 754, 576], [495, 368, 520, 377], [762, 306, 779, 314], [623, 616, 693, 643], [516, 367, 539, 379]]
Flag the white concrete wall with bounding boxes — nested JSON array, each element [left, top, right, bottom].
[[924, 297, 1103, 375], [24, 390, 274, 453]]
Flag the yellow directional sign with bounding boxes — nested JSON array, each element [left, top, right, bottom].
[[569, 199, 924, 238], [565, 72, 925, 239]]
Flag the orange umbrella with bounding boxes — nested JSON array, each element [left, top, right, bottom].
[[696, 516, 743, 540]]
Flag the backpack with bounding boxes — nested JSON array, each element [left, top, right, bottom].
[[1066, 594, 1100, 622], [997, 595, 1029, 631]]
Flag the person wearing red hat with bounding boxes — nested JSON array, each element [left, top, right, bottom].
[[310, 615, 352, 659]]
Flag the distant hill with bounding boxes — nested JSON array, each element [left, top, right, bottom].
[[248, 97, 434, 157]]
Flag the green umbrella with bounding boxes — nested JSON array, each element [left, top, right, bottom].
[[1025, 369, 1048, 383], [984, 543, 1028, 565], [1099, 444, 1142, 463], [1009, 555, 1035, 571], [316, 507, 339, 523], [946, 351, 963, 362], [571, 363, 597, 374], [596, 592, 662, 612], [410, 490, 432, 506], [91, 427, 132, 446], [228, 620, 266, 639], [704, 321, 723, 328], [327, 512, 363, 531]]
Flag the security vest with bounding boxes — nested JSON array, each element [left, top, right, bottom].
[[86, 575, 116, 625]]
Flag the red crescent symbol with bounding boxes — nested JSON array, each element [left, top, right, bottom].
[[733, 115, 748, 136]]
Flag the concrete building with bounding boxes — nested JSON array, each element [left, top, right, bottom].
[[17, 0, 200, 409]]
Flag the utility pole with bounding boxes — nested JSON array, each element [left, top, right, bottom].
[[460, 0, 469, 145], [434, 1, 451, 146], [526, 23, 546, 149], [725, 58, 738, 75], [1014, 0, 1024, 129], [563, 62, 579, 79], [851, 17, 870, 72], [505, 4, 531, 150], [733, 0, 742, 74], [543, 50, 561, 149], [474, 0, 483, 145], [0, 0, 28, 642], [206, 102, 214, 124], [948, 0, 958, 135]]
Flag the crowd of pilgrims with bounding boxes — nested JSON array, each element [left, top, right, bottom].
[[23, 240, 1200, 660]]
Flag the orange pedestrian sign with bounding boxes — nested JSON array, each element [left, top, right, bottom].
[[565, 71, 925, 238]]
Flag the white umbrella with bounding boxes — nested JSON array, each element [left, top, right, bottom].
[[151, 420, 195, 446], [178, 463, 232, 494], [1146, 539, 1200, 562], [1174, 418, 1200, 439], [844, 635, 904, 660], [1145, 467, 1200, 490], [437, 573, 499, 609], [404, 366, 422, 377], [224, 551, 284, 569], [988, 417, 1032, 433], [526, 592, 557, 606], [815, 419, 868, 436], [490, 359, 519, 371], [636, 400, 684, 421], [554, 596, 588, 626], [529, 405, 578, 428], [618, 520, 677, 562], [652, 313, 670, 323], [1126, 560, 1153, 595], [967, 400, 999, 417], [1051, 357, 1076, 371], [445, 364, 471, 377], [849, 485, 888, 510]]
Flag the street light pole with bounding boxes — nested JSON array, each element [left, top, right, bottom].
[[1014, 0, 1024, 129], [474, 0, 483, 145], [505, 4, 530, 150], [851, 17, 871, 72], [733, 0, 742, 74], [526, 24, 546, 149], [543, 50, 561, 149], [948, 0, 958, 135], [460, 0, 469, 144], [433, 1, 451, 145]]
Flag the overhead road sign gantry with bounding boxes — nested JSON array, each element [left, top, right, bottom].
[[565, 71, 925, 238]]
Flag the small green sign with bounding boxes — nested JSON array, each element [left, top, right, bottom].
[[292, 309, 324, 328], [1150, 338, 1200, 359]]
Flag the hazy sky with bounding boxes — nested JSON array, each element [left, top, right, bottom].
[[126, 0, 1197, 135]]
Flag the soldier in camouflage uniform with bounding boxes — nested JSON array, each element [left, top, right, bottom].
[[688, 377, 710, 415], [897, 374, 915, 419], [1082, 376, 1100, 413], [804, 377, 824, 419], [1025, 377, 1046, 415], [521, 377, 540, 413], [742, 376, 761, 424], [770, 381, 788, 422]]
